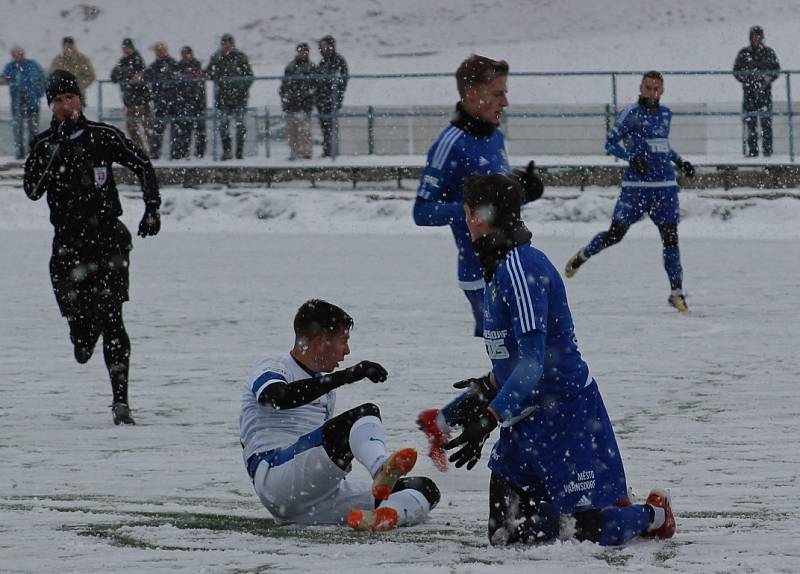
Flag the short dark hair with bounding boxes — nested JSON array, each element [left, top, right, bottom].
[[456, 55, 509, 99], [293, 299, 353, 342], [642, 70, 664, 83], [62, 36, 75, 46], [463, 174, 523, 228]]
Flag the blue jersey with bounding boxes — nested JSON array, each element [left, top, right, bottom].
[[606, 103, 680, 187], [483, 242, 627, 513], [415, 122, 510, 289]]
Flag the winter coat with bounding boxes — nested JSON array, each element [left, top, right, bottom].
[[279, 58, 316, 113], [2, 58, 46, 112], [174, 57, 207, 117], [144, 56, 179, 114], [50, 51, 96, 94], [110, 51, 151, 107], [23, 114, 159, 239], [204, 48, 254, 110], [315, 52, 348, 112], [733, 43, 780, 110]]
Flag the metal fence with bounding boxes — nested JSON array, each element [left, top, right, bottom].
[[2, 70, 797, 161]]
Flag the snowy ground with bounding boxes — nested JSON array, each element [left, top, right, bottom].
[[1, 182, 799, 573]]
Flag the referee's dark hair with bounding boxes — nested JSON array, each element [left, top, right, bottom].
[[294, 299, 353, 342], [463, 174, 523, 229]]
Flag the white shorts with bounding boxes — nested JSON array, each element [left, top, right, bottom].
[[252, 444, 373, 525]]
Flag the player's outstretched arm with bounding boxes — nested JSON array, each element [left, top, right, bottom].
[[260, 361, 388, 410]]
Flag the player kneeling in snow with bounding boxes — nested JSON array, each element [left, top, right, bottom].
[[240, 299, 439, 531], [440, 174, 674, 546]]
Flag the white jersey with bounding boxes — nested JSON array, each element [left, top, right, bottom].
[[240, 352, 336, 463]]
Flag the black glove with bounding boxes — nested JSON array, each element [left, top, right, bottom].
[[453, 373, 497, 403], [445, 410, 498, 470], [342, 360, 388, 384], [675, 158, 695, 178], [138, 204, 161, 237], [54, 120, 81, 144], [630, 156, 649, 176], [512, 160, 544, 204]]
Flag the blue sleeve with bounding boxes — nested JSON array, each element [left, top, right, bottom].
[[413, 196, 463, 226], [605, 108, 632, 161], [415, 129, 464, 228], [489, 331, 545, 425]]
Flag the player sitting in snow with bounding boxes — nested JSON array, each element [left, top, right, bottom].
[[433, 174, 675, 546], [240, 299, 439, 531]]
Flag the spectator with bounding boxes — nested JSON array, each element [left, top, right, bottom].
[[144, 42, 179, 160], [49, 36, 95, 106], [279, 42, 316, 160], [1, 46, 46, 159], [173, 46, 207, 159], [205, 33, 254, 160], [733, 25, 781, 157], [315, 35, 348, 158], [110, 38, 152, 155]]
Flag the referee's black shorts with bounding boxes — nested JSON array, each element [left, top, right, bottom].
[[49, 220, 132, 320]]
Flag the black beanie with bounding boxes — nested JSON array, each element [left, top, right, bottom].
[[47, 70, 81, 104]]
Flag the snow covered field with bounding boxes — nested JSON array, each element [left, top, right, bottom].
[[1, 184, 799, 573]]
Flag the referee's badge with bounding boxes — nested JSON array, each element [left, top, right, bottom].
[[93, 166, 108, 187]]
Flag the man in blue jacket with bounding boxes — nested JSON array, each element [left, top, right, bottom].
[[446, 173, 676, 546], [564, 71, 695, 312], [1, 46, 46, 159]]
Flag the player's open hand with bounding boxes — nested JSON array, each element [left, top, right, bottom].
[[445, 410, 498, 470], [453, 373, 497, 402]]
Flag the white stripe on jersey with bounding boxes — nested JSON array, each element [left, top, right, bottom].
[[432, 127, 463, 170], [507, 249, 537, 333]]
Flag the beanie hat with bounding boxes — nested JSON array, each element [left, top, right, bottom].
[[319, 35, 336, 48], [46, 70, 81, 104], [749, 25, 764, 40], [221, 33, 234, 44], [121, 38, 135, 49]]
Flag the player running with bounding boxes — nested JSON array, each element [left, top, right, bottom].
[[240, 299, 439, 532], [444, 173, 675, 546], [564, 70, 695, 312]]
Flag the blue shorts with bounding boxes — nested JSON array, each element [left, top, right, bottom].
[[488, 382, 628, 514], [612, 185, 679, 226]]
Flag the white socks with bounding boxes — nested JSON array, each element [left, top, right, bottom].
[[349, 415, 388, 477], [379, 488, 430, 526]]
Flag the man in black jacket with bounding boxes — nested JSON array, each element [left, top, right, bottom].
[[279, 42, 316, 160], [733, 26, 781, 157], [173, 46, 207, 159], [23, 70, 161, 425], [205, 33, 254, 160], [110, 38, 152, 155], [315, 35, 348, 158]]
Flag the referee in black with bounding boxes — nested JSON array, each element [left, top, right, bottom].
[[23, 70, 161, 425]]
